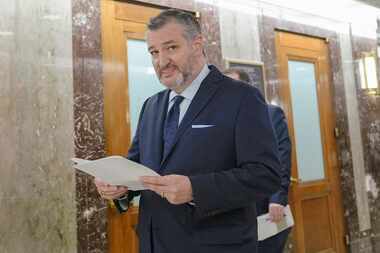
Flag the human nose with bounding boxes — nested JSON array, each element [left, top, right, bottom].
[[158, 52, 169, 68]]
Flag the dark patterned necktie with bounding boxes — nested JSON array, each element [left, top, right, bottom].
[[163, 95, 184, 158]]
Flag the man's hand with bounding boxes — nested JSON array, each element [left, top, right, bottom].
[[140, 175, 193, 205], [268, 203, 285, 223], [94, 178, 128, 200]]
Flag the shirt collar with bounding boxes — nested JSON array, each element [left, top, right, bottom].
[[169, 64, 210, 102]]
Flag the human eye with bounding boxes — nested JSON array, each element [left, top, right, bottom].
[[149, 50, 158, 56], [167, 45, 178, 51]]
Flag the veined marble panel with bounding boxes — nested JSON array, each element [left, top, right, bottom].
[[351, 35, 380, 253], [219, 8, 262, 63], [0, 0, 76, 253], [339, 32, 371, 232]]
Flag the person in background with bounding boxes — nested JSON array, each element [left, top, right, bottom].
[[94, 9, 281, 253], [224, 68, 292, 253]]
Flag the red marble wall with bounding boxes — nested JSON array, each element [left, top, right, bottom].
[[72, 0, 107, 252]]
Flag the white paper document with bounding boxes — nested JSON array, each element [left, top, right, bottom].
[[257, 205, 294, 241], [71, 156, 159, 191]]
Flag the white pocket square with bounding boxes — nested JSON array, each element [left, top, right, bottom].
[[191, 124, 215, 128]]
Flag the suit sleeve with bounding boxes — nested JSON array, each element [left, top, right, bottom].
[[189, 88, 281, 215], [269, 107, 292, 206], [113, 99, 149, 212]]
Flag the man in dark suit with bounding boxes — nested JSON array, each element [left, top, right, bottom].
[[256, 105, 292, 253], [224, 68, 292, 253], [95, 9, 281, 253]]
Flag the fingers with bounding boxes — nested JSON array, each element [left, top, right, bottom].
[[268, 204, 285, 223], [140, 175, 193, 205], [101, 187, 128, 200], [94, 178, 106, 185], [140, 176, 178, 195], [140, 176, 170, 196], [100, 186, 128, 200], [144, 183, 173, 200], [94, 178, 128, 200], [270, 211, 282, 222], [144, 183, 171, 193], [140, 176, 168, 186], [102, 186, 128, 195]]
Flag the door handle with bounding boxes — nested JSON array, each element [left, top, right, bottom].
[[290, 177, 301, 183]]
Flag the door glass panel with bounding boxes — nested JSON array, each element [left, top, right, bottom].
[[127, 39, 164, 139], [288, 60, 325, 182]]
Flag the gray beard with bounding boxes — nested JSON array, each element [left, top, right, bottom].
[[174, 68, 193, 89], [174, 73, 184, 87]]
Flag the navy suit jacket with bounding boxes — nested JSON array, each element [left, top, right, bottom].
[[126, 66, 281, 253], [256, 105, 291, 215]]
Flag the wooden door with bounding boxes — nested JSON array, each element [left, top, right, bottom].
[[275, 31, 346, 253], [101, 1, 163, 252]]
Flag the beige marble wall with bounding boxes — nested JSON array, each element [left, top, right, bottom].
[[0, 1, 76, 253], [219, 8, 262, 63]]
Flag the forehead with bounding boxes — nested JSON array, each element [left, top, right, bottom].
[[146, 22, 187, 47]]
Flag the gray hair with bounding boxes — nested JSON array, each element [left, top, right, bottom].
[[223, 68, 251, 83], [147, 9, 201, 40]]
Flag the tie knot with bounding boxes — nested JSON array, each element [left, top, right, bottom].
[[172, 95, 184, 106]]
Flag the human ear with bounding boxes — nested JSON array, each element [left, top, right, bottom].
[[192, 35, 204, 54]]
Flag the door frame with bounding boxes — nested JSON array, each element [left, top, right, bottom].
[[274, 30, 347, 253]]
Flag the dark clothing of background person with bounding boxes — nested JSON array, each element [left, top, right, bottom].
[[257, 104, 292, 253]]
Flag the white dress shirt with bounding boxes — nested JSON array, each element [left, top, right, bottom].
[[167, 64, 210, 125]]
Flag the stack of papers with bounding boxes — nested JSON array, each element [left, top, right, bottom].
[[71, 156, 159, 191], [257, 205, 294, 241]]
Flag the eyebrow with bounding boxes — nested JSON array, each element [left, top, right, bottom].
[[148, 40, 177, 51]]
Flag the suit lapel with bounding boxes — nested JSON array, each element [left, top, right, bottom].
[[160, 66, 223, 166], [151, 89, 170, 170]]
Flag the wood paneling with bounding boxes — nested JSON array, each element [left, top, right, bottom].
[[107, 206, 139, 253], [102, 0, 131, 156], [115, 1, 161, 23], [302, 197, 333, 252]]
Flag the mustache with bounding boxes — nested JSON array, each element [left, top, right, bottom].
[[158, 63, 176, 74]]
